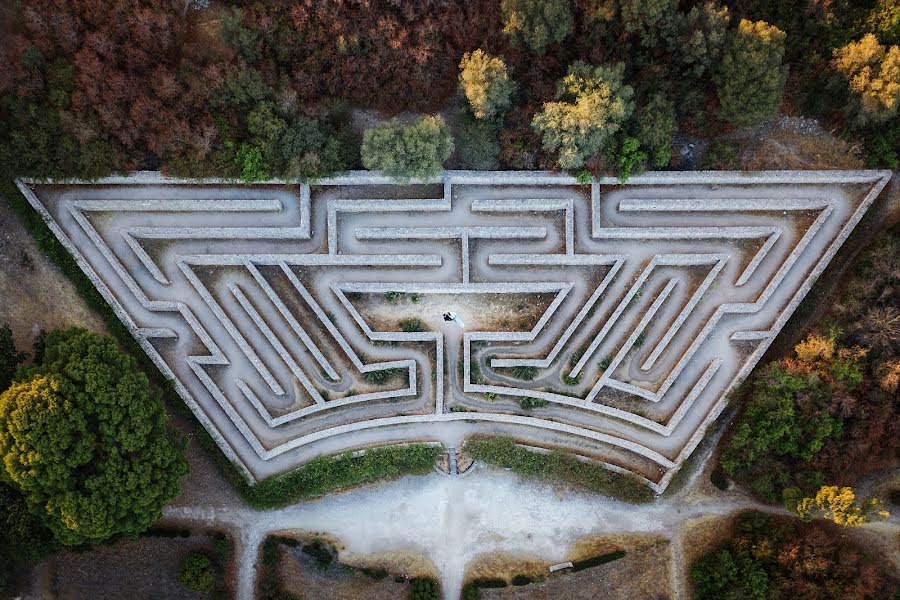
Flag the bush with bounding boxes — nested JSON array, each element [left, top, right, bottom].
[[459, 50, 516, 121], [675, 3, 731, 79], [410, 577, 441, 600], [180, 552, 215, 593], [501, 0, 573, 54], [619, 0, 677, 47], [833, 35, 900, 128], [691, 512, 898, 600], [714, 19, 787, 125], [0, 328, 188, 546], [519, 396, 549, 410], [532, 61, 634, 169], [361, 116, 453, 181], [635, 94, 676, 168]]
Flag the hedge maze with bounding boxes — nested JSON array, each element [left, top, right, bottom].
[[20, 170, 889, 490]]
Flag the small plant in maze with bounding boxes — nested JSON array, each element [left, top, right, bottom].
[[384, 290, 405, 302], [633, 287, 643, 299], [399, 318, 426, 332], [576, 169, 592, 185], [511, 365, 538, 381], [363, 368, 402, 384], [519, 396, 549, 410], [483, 391, 499, 402], [563, 351, 584, 385], [598, 356, 612, 371], [634, 333, 646, 347]]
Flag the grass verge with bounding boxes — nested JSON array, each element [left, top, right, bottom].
[[465, 436, 654, 503]]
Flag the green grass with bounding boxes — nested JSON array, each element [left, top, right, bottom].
[[242, 444, 440, 509], [465, 436, 654, 503]]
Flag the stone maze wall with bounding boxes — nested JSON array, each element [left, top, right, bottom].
[[20, 170, 890, 490]]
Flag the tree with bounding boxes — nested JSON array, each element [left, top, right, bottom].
[[501, 0, 573, 54], [0, 325, 24, 392], [459, 50, 516, 121], [361, 116, 453, 181], [714, 19, 787, 126], [179, 552, 215, 592], [833, 34, 900, 128], [532, 61, 634, 169], [0, 329, 187, 546], [619, 0, 677, 48], [675, 2, 731, 79], [795, 485, 889, 526], [635, 93, 676, 168]]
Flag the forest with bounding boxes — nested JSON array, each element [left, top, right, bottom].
[[0, 0, 899, 181]]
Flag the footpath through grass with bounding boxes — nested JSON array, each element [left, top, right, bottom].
[[465, 436, 655, 503]]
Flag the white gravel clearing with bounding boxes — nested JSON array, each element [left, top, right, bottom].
[[163, 467, 773, 600]]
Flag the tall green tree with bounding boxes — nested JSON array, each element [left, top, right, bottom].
[[459, 50, 517, 121], [501, 0, 574, 54], [619, 0, 677, 47], [636, 93, 676, 168], [361, 116, 453, 181], [714, 19, 787, 126], [833, 34, 900, 128], [0, 329, 187, 546], [532, 61, 634, 169]]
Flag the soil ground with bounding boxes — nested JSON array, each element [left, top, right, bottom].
[[475, 541, 672, 600], [277, 543, 422, 600], [0, 194, 107, 352], [26, 532, 232, 600]]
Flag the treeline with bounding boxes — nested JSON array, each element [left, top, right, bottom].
[[718, 229, 899, 512], [1, 0, 899, 181]]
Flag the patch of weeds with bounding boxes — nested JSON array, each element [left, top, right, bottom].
[[576, 169, 592, 185], [510, 365, 538, 381], [598, 356, 612, 371], [633, 287, 643, 299], [410, 293, 421, 303], [562, 372, 582, 386], [364, 368, 402, 384], [483, 391, 498, 402], [634, 333, 646, 347], [519, 396, 549, 410], [384, 290, 404, 302], [462, 584, 481, 599], [400, 318, 426, 332]]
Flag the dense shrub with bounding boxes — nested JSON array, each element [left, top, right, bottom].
[[833, 34, 900, 128], [691, 512, 897, 600], [459, 50, 517, 121], [619, 0, 678, 47], [501, 0, 573, 54], [466, 436, 653, 502], [532, 61, 635, 169], [361, 116, 453, 181], [0, 324, 24, 392], [675, 2, 732, 79], [179, 552, 215, 593], [410, 577, 441, 600], [714, 19, 787, 125], [0, 328, 187, 545], [635, 93, 676, 168]]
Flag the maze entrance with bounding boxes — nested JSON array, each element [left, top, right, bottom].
[[20, 171, 890, 491]]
